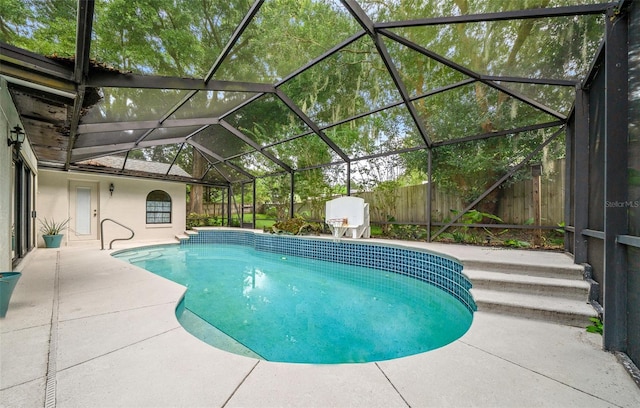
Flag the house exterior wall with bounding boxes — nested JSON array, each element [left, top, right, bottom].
[[1, 78, 38, 271], [0, 85, 13, 271], [37, 170, 186, 248]]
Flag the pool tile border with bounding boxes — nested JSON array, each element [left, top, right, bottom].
[[183, 229, 477, 314]]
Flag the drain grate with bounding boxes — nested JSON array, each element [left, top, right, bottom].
[[44, 251, 60, 408]]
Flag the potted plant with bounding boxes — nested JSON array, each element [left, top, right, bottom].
[[39, 217, 70, 248], [0, 272, 21, 318]]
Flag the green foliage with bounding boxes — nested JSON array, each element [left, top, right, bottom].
[[294, 168, 345, 220], [457, 209, 503, 224], [444, 209, 503, 244], [405, 131, 565, 205], [255, 219, 276, 230], [92, 0, 251, 77], [1, 0, 76, 55], [186, 213, 219, 229], [0, 0, 32, 44], [369, 224, 383, 237], [2, 0, 604, 219], [452, 231, 472, 243], [503, 239, 531, 248], [256, 175, 291, 221], [270, 217, 323, 236], [435, 209, 504, 244], [629, 168, 640, 186], [537, 221, 566, 247], [388, 224, 429, 241], [586, 317, 603, 335], [38, 217, 70, 235], [264, 205, 279, 219], [369, 181, 400, 235], [546, 236, 565, 246], [439, 232, 455, 241]]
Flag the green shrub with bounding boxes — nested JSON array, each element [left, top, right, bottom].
[[270, 217, 323, 235], [586, 317, 603, 335], [186, 213, 219, 229]]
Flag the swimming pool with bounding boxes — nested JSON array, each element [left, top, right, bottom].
[[114, 229, 476, 364]]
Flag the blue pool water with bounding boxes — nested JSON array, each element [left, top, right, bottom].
[[115, 235, 474, 364]]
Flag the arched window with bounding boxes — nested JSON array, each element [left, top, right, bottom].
[[146, 190, 172, 224]]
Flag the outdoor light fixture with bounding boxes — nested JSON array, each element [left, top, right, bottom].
[[8, 125, 26, 151], [109, 183, 115, 196]]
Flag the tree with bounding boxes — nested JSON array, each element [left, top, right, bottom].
[[92, 0, 253, 214], [3, 0, 604, 222], [0, 0, 31, 45], [386, 0, 602, 215]]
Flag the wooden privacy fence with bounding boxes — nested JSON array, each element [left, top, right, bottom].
[[356, 158, 565, 226], [198, 159, 565, 227]]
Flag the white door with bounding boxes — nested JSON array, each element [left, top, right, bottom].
[[69, 181, 99, 240]]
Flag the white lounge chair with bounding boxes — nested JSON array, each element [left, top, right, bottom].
[[325, 196, 370, 239]]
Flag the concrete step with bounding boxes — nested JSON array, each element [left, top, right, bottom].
[[470, 288, 597, 327], [462, 257, 595, 327], [463, 259, 585, 280], [464, 269, 590, 301], [176, 230, 198, 241]]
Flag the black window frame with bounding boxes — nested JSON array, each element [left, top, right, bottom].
[[146, 190, 172, 224]]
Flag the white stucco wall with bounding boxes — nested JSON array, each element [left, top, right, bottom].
[[37, 170, 187, 248], [0, 90, 12, 271], [1, 78, 38, 270]]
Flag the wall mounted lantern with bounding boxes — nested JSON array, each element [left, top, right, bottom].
[[109, 183, 115, 196], [8, 125, 26, 152]]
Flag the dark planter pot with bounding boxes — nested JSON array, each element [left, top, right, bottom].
[[0, 272, 22, 318], [43, 234, 64, 248]]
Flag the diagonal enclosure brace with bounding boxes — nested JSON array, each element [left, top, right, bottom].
[[431, 126, 565, 240]]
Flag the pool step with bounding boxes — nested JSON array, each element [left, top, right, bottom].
[[117, 249, 165, 263], [463, 269, 590, 301], [463, 259, 585, 280], [179, 308, 263, 359], [176, 230, 198, 242], [463, 260, 596, 327], [470, 288, 597, 327]]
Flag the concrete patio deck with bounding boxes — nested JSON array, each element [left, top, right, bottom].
[[1, 239, 639, 408]]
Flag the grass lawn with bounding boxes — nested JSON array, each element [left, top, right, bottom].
[[233, 213, 277, 229], [370, 225, 383, 236]]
